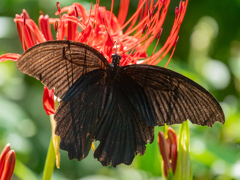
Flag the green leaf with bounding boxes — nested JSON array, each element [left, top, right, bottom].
[[14, 159, 38, 180]]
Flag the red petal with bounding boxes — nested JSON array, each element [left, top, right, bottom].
[[104, 34, 114, 59], [77, 25, 92, 42], [39, 15, 53, 41], [73, 3, 88, 21], [43, 86, 55, 115], [66, 6, 78, 41], [0, 54, 21, 62]]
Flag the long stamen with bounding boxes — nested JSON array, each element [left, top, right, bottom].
[[110, 0, 114, 25], [121, 0, 147, 31], [148, 28, 163, 62], [87, 2, 93, 23], [164, 35, 179, 67], [12, 0, 188, 69], [74, 6, 79, 18], [143, 0, 188, 65], [56, 2, 63, 40], [103, 18, 114, 47]]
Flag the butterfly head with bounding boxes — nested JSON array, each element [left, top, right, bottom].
[[111, 54, 121, 68]]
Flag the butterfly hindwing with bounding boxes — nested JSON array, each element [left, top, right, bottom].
[[55, 69, 108, 160], [55, 67, 155, 166], [94, 75, 154, 167], [121, 64, 225, 127], [17, 40, 109, 99]]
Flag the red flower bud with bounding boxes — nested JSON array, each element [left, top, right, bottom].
[[0, 144, 16, 180]]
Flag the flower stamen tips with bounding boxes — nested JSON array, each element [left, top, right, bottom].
[[157, 28, 163, 39], [142, 24, 148, 34], [56, 2, 61, 13], [151, 6, 156, 16], [182, 1, 186, 7], [148, 9, 151, 19], [74, 6, 79, 18], [179, 0, 183, 13], [23, 13, 26, 25], [174, 35, 179, 46], [175, 7, 179, 18], [54, 21, 58, 32], [39, 11, 44, 16]]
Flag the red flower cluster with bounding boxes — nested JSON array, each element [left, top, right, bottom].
[[0, 0, 188, 114]]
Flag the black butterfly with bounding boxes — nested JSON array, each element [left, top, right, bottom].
[[17, 40, 225, 167]]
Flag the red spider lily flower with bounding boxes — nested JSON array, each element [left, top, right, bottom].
[[0, 0, 188, 113], [0, 144, 16, 180], [158, 127, 178, 178]]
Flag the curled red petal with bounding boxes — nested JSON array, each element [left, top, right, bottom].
[[73, 3, 88, 21], [76, 25, 92, 42], [39, 14, 53, 41], [43, 86, 55, 115], [104, 34, 114, 60], [109, 12, 123, 36], [25, 19, 46, 44], [0, 54, 21, 62], [132, 51, 148, 59]]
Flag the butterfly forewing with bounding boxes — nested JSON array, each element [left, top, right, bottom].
[[121, 64, 225, 127], [17, 40, 109, 99], [93, 77, 154, 167]]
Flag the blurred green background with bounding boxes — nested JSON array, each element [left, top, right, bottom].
[[0, 0, 240, 179]]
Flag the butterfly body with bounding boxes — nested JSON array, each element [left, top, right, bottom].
[[17, 40, 225, 167], [108, 54, 121, 80]]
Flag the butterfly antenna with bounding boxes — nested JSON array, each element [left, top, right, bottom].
[[115, 40, 118, 54]]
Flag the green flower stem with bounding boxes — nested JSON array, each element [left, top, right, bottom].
[[42, 137, 56, 180], [174, 120, 193, 180], [166, 171, 174, 180]]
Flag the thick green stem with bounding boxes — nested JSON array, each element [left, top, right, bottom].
[[42, 137, 55, 180]]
